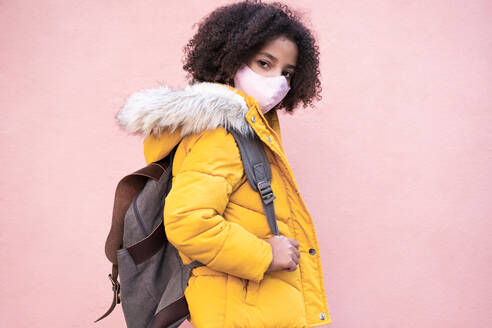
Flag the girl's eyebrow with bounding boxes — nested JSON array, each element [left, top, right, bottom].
[[258, 52, 296, 69]]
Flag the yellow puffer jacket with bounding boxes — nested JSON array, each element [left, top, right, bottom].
[[116, 82, 332, 327]]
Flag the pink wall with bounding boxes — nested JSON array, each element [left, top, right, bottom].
[[1, 1, 491, 327]]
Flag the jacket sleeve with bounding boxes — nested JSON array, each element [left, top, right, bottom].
[[163, 127, 273, 283]]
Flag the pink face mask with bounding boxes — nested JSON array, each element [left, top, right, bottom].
[[233, 64, 290, 114]]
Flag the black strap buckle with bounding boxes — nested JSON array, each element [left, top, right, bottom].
[[108, 273, 121, 304], [257, 181, 276, 205]]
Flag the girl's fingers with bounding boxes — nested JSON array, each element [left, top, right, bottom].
[[288, 238, 300, 248], [292, 254, 299, 265], [292, 247, 301, 260]]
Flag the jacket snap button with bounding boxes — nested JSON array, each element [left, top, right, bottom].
[[309, 248, 316, 255], [267, 136, 272, 142], [251, 116, 256, 123], [320, 312, 326, 320]]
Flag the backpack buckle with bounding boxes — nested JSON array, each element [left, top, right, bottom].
[[257, 181, 276, 205], [108, 273, 121, 304]]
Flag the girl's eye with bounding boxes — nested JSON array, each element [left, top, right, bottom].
[[283, 71, 292, 78], [257, 60, 269, 69]]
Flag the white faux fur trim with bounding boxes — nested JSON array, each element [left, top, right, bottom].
[[115, 82, 255, 138]]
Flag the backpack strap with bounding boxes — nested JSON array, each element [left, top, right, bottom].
[[229, 130, 280, 236], [94, 264, 120, 323]]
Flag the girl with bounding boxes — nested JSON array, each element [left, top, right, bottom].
[[116, 0, 332, 326]]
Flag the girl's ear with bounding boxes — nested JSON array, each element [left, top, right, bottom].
[[225, 66, 240, 87]]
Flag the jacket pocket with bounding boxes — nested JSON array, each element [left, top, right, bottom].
[[243, 279, 260, 306]]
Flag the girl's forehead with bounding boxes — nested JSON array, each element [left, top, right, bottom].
[[254, 36, 298, 66]]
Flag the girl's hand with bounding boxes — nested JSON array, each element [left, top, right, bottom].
[[265, 235, 300, 272]]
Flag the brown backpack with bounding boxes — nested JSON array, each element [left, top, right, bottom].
[[95, 130, 279, 328]]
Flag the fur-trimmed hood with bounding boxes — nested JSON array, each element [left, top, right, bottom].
[[115, 82, 256, 139]]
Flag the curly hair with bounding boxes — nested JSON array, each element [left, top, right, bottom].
[[182, 0, 321, 113]]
